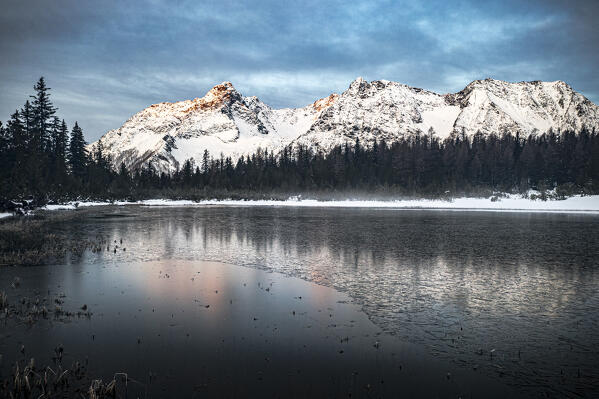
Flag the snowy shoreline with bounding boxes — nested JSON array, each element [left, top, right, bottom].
[[1, 195, 598, 219], [34, 194, 599, 214]]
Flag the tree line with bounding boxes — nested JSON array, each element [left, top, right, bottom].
[[143, 128, 599, 199], [1, 78, 598, 207]]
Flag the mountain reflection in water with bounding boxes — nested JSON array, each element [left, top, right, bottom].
[[48, 206, 599, 396]]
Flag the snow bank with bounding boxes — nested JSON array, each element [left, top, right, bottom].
[[33, 195, 599, 214], [43, 201, 118, 210], [192, 195, 599, 213], [0, 212, 12, 219], [138, 199, 198, 206], [41, 199, 201, 211]]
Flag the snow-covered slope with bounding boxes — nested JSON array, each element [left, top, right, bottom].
[[92, 82, 335, 173], [447, 79, 599, 136], [293, 78, 462, 151], [91, 78, 599, 173]]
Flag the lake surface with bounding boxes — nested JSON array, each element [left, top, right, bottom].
[[2, 205, 598, 397]]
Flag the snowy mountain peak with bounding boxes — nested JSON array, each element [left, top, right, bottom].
[[312, 93, 339, 112], [196, 81, 242, 110], [347, 76, 369, 94], [92, 77, 599, 174]]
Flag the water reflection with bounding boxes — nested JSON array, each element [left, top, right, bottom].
[[63, 206, 599, 396], [1, 259, 517, 398]]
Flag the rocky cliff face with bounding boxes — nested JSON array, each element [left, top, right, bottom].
[[91, 78, 599, 173]]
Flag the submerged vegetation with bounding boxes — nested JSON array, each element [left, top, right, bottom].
[[1, 354, 134, 398], [0, 217, 64, 266], [0, 286, 92, 324], [0, 286, 110, 397], [1, 77, 599, 210], [0, 211, 107, 266]]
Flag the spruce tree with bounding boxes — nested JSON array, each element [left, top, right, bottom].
[[0, 121, 8, 196], [94, 139, 106, 167], [5, 111, 26, 197], [69, 122, 87, 180], [113, 162, 131, 197], [7, 111, 25, 154], [0, 121, 7, 161], [20, 101, 34, 151], [51, 119, 69, 189], [57, 120, 69, 167], [50, 117, 61, 155], [30, 77, 56, 153]]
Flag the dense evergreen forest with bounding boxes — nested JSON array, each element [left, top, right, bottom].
[[1, 78, 599, 210]]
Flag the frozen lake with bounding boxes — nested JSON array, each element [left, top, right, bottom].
[[1, 206, 598, 397]]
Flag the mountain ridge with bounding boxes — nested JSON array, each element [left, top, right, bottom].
[[90, 77, 599, 173]]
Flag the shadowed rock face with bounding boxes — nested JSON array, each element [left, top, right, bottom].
[[90, 78, 599, 174]]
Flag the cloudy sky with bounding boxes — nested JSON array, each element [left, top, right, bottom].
[[1, 0, 598, 142]]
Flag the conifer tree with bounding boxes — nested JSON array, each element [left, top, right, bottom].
[[20, 101, 34, 151], [0, 121, 8, 193], [69, 121, 87, 179], [50, 117, 62, 155], [51, 118, 69, 188], [57, 120, 69, 166], [5, 111, 26, 197], [7, 111, 25, 154], [30, 77, 56, 153]]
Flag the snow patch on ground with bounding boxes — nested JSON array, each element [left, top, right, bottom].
[[0, 213, 12, 219]]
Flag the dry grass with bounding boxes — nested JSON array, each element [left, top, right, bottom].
[[0, 355, 133, 398], [0, 212, 99, 266]]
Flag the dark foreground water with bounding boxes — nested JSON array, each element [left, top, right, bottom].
[[1, 205, 599, 398]]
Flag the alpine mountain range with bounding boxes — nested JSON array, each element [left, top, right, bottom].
[[90, 77, 599, 174]]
